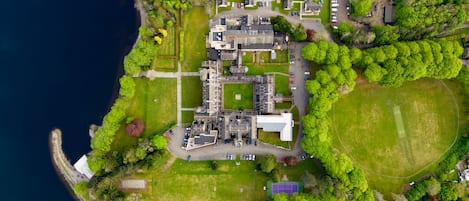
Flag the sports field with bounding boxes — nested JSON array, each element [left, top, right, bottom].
[[331, 78, 460, 194]]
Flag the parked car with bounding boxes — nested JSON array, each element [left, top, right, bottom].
[[237, 3, 241, 8], [304, 71, 310, 75]]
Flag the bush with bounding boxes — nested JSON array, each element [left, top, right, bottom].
[[179, 31, 185, 61]]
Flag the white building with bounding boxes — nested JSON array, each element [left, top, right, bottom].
[[256, 113, 293, 141], [73, 155, 95, 179]]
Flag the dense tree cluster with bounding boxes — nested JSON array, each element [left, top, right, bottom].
[[143, 0, 191, 30], [372, 25, 400, 46], [359, 40, 463, 87], [271, 16, 293, 34], [300, 41, 373, 200], [271, 16, 307, 42], [123, 39, 157, 75], [395, 0, 466, 40]]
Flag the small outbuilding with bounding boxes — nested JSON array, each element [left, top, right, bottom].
[[126, 118, 145, 137], [384, 6, 396, 24]]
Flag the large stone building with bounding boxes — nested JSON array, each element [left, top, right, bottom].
[[185, 16, 293, 150]]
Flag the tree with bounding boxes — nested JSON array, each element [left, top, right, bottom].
[[301, 171, 318, 193], [336, 22, 354, 36], [158, 28, 168, 37], [261, 154, 276, 173], [438, 184, 458, 201], [74, 181, 89, 196], [271, 16, 293, 34], [119, 76, 136, 98], [273, 193, 290, 201], [151, 135, 168, 149], [87, 153, 105, 172], [373, 25, 400, 45], [350, 0, 374, 16], [138, 26, 154, 38], [424, 177, 441, 197], [405, 182, 426, 201], [302, 43, 318, 61], [154, 36, 162, 44], [306, 29, 316, 42], [293, 24, 307, 41]]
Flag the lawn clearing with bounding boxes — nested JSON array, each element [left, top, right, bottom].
[[111, 78, 177, 151], [331, 78, 460, 195], [182, 76, 202, 108], [182, 111, 194, 124], [151, 57, 177, 71], [133, 157, 324, 201], [275, 74, 291, 95], [319, 0, 330, 24], [258, 110, 299, 149], [223, 83, 254, 110], [182, 7, 209, 72]]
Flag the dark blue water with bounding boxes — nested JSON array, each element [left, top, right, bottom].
[[0, 0, 138, 200]]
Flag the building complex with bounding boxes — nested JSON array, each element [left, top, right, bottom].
[[185, 15, 293, 150]]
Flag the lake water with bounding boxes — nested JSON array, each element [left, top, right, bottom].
[[0, 0, 138, 200]]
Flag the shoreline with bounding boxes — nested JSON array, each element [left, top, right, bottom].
[[49, 129, 86, 201]]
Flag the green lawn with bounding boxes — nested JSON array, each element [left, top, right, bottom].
[[134, 157, 324, 201], [156, 27, 176, 56], [182, 76, 203, 108], [151, 57, 177, 71], [275, 74, 291, 95], [242, 52, 254, 63], [319, 0, 330, 24], [182, 111, 194, 124], [223, 83, 254, 110], [275, 102, 292, 109], [182, 7, 209, 72], [331, 78, 461, 196], [258, 122, 299, 149], [246, 64, 289, 75], [112, 78, 177, 151]]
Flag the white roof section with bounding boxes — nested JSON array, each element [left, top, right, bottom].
[[256, 113, 293, 141], [73, 155, 95, 179]]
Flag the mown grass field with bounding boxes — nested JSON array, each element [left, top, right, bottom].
[[156, 27, 176, 56], [182, 111, 194, 124], [112, 78, 177, 151], [151, 57, 177, 71], [134, 156, 325, 201], [223, 83, 254, 110], [275, 74, 291, 95], [246, 64, 289, 75], [182, 7, 209, 72], [331, 78, 460, 195], [182, 76, 203, 108]]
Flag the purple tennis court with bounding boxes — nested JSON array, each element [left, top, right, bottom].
[[267, 181, 303, 196]]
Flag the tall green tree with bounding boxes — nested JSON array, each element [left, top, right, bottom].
[[261, 154, 277, 173]]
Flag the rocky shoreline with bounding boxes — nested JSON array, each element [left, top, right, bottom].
[[49, 129, 87, 201]]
